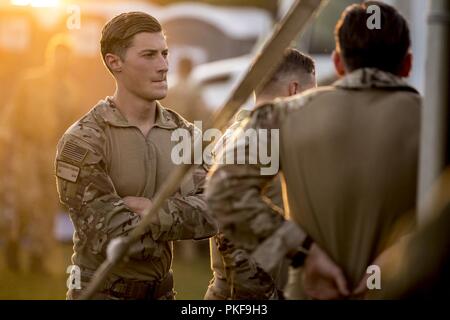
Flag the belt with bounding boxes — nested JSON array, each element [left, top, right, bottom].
[[80, 268, 174, 300], [209, 277, 280, 300]]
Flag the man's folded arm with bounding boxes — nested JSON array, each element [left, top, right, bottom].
[[206, 104, 299, 252], [55, 134, 160, 259], [147, 164, 218, 241]]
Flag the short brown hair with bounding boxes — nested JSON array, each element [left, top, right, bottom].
[[335, 1, 410, 74], [272, 48, 315, 80], [101, 12, 162, 69], [261, 48, 315, 93]]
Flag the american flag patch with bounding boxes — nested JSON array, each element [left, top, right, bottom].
[[61, 140, 88, 163]]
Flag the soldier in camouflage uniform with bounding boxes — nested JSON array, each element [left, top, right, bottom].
[[206, 1, 421, 299], [0, 34, 81, 273], [205, 48, 319, 300], [57, 12, 217, 300]]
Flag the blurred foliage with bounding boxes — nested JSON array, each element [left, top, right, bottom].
[[0, 244, 212, 300]]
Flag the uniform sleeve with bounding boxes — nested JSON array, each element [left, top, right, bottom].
[[55, 133, 159, 259], [56, 128, 216, 261], [147, 163, 218, 241], [206, 103, 307, 254], [214, 232, 278, 299]]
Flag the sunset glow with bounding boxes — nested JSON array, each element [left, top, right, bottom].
[[10, 0, 60, 8]]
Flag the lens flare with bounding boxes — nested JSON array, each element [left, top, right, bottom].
[[10, 0, 60, 7]]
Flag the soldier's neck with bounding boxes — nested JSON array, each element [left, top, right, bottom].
[[112, 88, 157, 135]]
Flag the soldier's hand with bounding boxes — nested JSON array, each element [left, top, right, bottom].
[[303, 243, 350, 300], [123, 196, 153, 216]]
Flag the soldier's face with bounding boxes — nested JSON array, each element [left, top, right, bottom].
[[119, 32, 169, 101]]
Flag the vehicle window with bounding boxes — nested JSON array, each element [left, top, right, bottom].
[[298, 0, 359, 55]]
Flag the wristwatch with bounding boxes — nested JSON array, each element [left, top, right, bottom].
[[290, 235, 314, 268]]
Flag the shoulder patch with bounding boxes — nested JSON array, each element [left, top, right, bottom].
[[164, 108, 191, 129], [56, 160, 80, 183], [250, 103, 280, 130], [61, 140, 88, 163]]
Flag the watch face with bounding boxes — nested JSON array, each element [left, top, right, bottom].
[[291, 251, 307, 268]]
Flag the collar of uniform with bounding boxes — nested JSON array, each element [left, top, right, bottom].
[[154, 101, 178, 129], [333, 68, 418, 93], [95, 97, 178, 129]]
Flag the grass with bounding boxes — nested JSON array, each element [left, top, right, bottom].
[[0, 241, 212, 300]]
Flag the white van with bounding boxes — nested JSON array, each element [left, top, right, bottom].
[[190, 0, 427, 112]]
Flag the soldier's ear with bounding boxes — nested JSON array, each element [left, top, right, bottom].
[[397, 51, 412, 78], [105, 53, 123, 73], [288, 81, 299, 96], [332, 50, 346, 77]]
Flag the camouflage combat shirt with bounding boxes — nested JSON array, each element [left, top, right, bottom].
[[55, 97, 217, 282]]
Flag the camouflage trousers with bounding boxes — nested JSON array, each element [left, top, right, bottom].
[[204, 277, 281, 300], [67, 288, 176, 300], [207, 233, 281, 300]]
